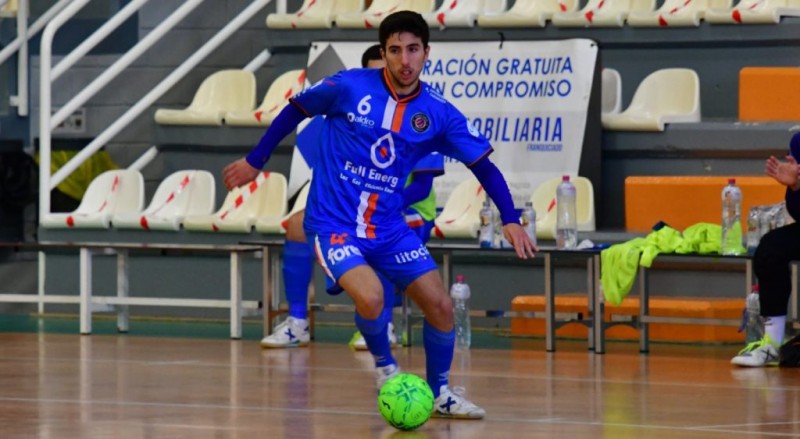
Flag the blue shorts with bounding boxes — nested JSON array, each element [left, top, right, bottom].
[[310, 227, 438, 294]]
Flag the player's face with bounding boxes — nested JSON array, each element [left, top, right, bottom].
[[381, 32, 429, 95]]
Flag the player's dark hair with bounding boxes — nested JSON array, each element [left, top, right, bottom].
[[361, 44, 383, 68], [378, 10, 429, 49]]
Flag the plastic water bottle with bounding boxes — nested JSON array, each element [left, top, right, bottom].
[[721, 178, 744, 256], [556, 175, 578, 249], [478, 198, 495, 249], [746, 206, 760, 255], [744, 284, 764, 343], [521, 201, 537, 247], [450, 275, 471, 350]]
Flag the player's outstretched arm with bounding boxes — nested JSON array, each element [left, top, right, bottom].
[[222, 103, 307, 190], [469, 158, 537, 259]]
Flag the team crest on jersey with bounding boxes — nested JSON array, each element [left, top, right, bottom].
[[370, 133, 396, 169], [410, 113, 430, 133], [467, 119, 480, 137]]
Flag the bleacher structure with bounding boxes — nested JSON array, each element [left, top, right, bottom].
[[0, 0, 796, 344]]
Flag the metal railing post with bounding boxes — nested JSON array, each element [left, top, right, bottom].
[[38, 0, 92, 221]]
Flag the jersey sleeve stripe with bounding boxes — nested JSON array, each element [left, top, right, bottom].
[[289, 98, 312, 117], [464, 148, 494, 168]]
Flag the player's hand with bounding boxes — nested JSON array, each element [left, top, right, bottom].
[[223, 158, 260, 191], [503, 223, 537, 259], [766, 155, 800, 190]]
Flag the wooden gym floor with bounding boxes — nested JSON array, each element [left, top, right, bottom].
[[0, 320, 799, 438]]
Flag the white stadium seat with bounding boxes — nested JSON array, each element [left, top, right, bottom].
[[255, 179, 311, 234], [336, 0, 435, 28], [266, 0, 365, 29], [705, 0, 800, 23], [531, 176, 596, 240], [224, 69, 306, 127], [602, 68, 701, 132], [112, 170, 216, 231], [41, 169, 144, 229], [432, 177, 484, 239], [602, 68, 622, 116], [154, 70, 256, 126], [423, 0, 508, 28], [627, 0, 731, 26], [551, 0, 655, 27], [183, 172, 287, 234], [477, 0, 579, 28]]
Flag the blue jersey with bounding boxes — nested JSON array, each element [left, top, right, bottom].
[[291, 68, 491, 241]]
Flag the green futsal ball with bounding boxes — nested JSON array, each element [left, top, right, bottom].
[[378, 373, 434, 431]]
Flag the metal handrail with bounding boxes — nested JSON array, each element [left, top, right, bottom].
[[38, 0, 274, 221], [51, 0, 203, 130], [0, 0, 72, 117]]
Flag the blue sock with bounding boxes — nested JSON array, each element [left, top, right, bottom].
[[379, 273, 396, 323], [423, 321, 455, 398], [282, 240, 313, 320], [355, 312, 395, 367]]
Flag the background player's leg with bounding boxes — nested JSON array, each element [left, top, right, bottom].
[[351, 273, 398, 350], [284, 212, 311, 320], [261, 212, 311, 348]]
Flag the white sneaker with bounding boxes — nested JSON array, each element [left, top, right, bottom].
[[731, 335, 780, 367], [433, 386, 486, 419], [351, 322, 398, 351], [375, 363, 401, 389], [260, 317, 310, 348]]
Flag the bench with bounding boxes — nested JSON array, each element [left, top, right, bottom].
[[252, 239, 599, 352], [511, 294, 743, 343], [0, 242, 262, 339]]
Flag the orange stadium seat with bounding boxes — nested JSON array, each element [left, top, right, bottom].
[[738, 67, 800, 122], [624, 176, 785, 232]]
